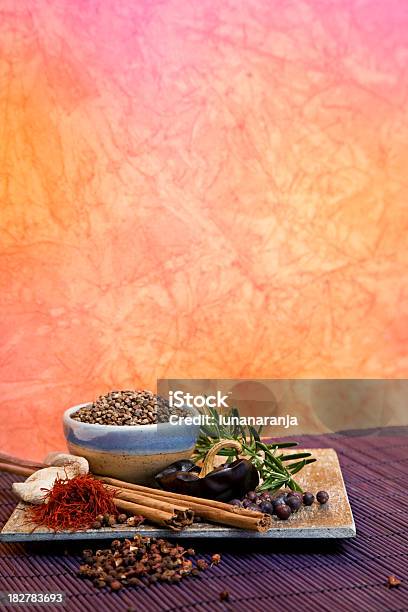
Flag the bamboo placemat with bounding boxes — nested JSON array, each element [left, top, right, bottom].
[[0, 427, 407, 612]]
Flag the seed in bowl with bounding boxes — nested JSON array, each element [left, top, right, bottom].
[[71, 390, 188, 426]]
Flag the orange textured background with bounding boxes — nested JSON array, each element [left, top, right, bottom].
[[1, 0, 407, 459]]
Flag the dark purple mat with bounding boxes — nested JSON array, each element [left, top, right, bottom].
[[1, 427, 407, 612]]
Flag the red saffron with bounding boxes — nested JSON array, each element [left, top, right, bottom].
[[28, 473, 117, 532]]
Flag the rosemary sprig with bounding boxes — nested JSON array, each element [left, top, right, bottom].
[[193, 405, 315, 492]]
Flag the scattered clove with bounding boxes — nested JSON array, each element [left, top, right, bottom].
[[196, 559, 208, 571], [387, 575, 401, 588], [78, 535, 216, 592], [220, 590, 230, 601], [110, 580, 123, 591]]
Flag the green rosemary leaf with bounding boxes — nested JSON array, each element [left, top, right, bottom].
[[215, 449, 237, 457], [249, 426, 260, 442], [210, 412, 222, 438], [229, 407, 238, 436], [200, 425, 217, 438], [288, 480, 303, 492], [270, 442, 299, 449], [208, 404, 219, 422], [287, 458, 316, 471], [258, 480, 287, 492], [268, 473, 287, 481], [258, 477, 287, 490], [256, 442, 285, 469], [254, 440, 271, 454], [194, 404, 314, 492], [279, 452, 313, 462], [304, 458, 316, 465], [287, 459, 308, 476]]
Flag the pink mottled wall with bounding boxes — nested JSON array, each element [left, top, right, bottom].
[[0, 1, 407, 460]]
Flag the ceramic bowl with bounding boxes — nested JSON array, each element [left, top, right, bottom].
[[63, 403, 200, 484]]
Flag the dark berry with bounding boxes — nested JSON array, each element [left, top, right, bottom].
[[247, 491, 257, 501], [303, 492, 314, 506], [272, 496, 286, 509], [288, 491, 303, 502], [260, 492, 271, 501], [316, 491, 329, 504], [247, 503, 260, 512], [242, 499, 251, 508], [259, 501, 274, 515], [286, 496, 302, 511], [275, 504, 292, 520], [229, 499, 241, 507]]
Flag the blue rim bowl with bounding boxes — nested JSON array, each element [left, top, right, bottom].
[[62, 403, 201, 483]]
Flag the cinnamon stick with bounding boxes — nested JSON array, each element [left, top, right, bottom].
[[0, 453, 45, 471], [116, 488, 270, 531], [102, 479, 272, 532], [113, 498, 192, 531], [113, 489, 193, 526], [99, 476, 264, 519], [0, 462, 34, 477]]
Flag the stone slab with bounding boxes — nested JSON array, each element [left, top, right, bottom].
[[0, 448, 355, 541]]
